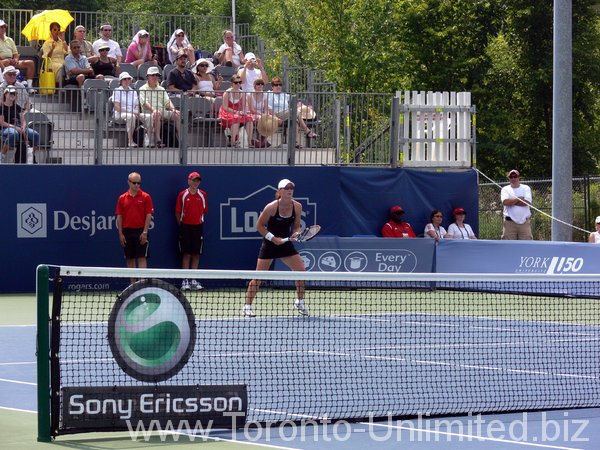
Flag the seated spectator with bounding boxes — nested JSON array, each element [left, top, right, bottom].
[[166, 50, 198, 96], [0, 87, 41, 164], [238, 52, 268, 92], [193, 58, 221, 100], [0, 65, 31, 110], [424, 209, 449, 241], [266, 76, 317, 147], [41, 22, 69, 83], [246, 77, 271, 147], [64, 40, 98, 87], [125, 30, 157, 68], [215, 30, 244, 68], [92, 23, 123, 65], [381, 205, 416, 238], [218, 74, 254, 148], [588, 216, 600, 243], [91, 44, 117, 79], [138, 66, 181, 148], [113, 72, 144, 148], [447, 207, 477, 239], [72, 25, 97, 62], [0, 20, 35, 91], [167, 29, 196, 65]]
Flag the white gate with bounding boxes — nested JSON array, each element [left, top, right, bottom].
[[398, 91, 475, 167]]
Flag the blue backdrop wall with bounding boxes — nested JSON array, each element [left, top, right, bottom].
[[1, 166, 477, 292]]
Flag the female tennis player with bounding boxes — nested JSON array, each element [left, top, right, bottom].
[[244, 178, 308, 317]]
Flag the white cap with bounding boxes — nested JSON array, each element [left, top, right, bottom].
[[595, 216, 600, 224], [2, 65, 17, 74], [146, 66, 161, 76], [119, 71, 133, 81], [278, 179, 295, 189], [0, 20, 6, 28], [245, 52, 256, 61]]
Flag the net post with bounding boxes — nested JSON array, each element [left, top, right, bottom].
[[36, 264, 51, 442]]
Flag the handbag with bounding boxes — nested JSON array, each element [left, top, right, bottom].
[[39, 57, 56, 95]]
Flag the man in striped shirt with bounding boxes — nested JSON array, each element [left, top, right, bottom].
[[175, 171, 208, 290]]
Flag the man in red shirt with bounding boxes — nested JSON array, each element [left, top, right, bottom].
[[115, 172, 154, 268], [175, 171, 208, 290], [381, 205, 416, 238]]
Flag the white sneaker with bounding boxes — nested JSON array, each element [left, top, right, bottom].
[[294, 299, 309, 316], [190, 280, 204, 290], [243, 305, 256, 317], [0, 153, 6, 164], [181, 279, 191, 291]]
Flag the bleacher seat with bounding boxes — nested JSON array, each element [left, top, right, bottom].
[[118, 63, 138, 80], [82, 79, 109, 112], [162, 64, 175, 81], [25, 111, 54, 163], [108, 78, 121, 89], [133, 79, 146, 90], [215, 65, 236, 81]]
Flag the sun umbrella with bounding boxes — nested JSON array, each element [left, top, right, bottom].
[[21, 9, 74, 41]]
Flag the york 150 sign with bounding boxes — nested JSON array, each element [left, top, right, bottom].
[[517, 256, 584, 274]]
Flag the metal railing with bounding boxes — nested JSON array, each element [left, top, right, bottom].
[[1, 9, 230, 52]]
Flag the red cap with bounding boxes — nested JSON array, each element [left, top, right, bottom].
[[452, 207, 466, 217], [188, 171, 201, 180], [508, 169, 520, 177], [390, 205, 404, 214]]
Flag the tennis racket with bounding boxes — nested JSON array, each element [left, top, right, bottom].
[[281, 225, 321, 243]]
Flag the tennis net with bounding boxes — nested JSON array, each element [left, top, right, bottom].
[[37, 265, 600, 439]]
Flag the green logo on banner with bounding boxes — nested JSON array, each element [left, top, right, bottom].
[[108, 279, 196, 382]]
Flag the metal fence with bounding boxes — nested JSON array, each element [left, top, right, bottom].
[[478, 176, 600, 242], [1, 9, 230, 53]]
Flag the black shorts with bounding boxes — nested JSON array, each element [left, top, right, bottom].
[[258, 239, 298, 260], [179, 223, 204, 255], [123, 228, 149, 259]]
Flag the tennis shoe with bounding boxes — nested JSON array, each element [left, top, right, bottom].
[[190, 280, 204, 290], [181, 279, 191, 291], [243, 305, 256, 317], [294, 299, 309, 316]]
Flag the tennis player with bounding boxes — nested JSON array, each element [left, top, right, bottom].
[[115, 172, 154, 268], [176, 171, 208, 290], [244, 178, 308, 317]]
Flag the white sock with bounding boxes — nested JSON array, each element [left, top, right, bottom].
[[27, 79, 33, 87]]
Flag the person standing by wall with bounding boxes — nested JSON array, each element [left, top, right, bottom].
[[501, 169, 533, 240], [176, 171, 208, 291], [115, 172, 154, 268]]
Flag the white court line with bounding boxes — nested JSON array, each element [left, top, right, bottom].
[[0, 361, 36, 366], [167, 430, 301, 449], [0, 324, 35, 327], [364, 421, 583, 450], [251, 408, 321, 419], [0, 406, 36, 413], [0, 377, 36, 386]]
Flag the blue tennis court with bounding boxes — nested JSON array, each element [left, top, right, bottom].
[[3, 272, 600, 449]]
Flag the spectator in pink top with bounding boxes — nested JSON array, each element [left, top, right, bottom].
[[125, 30, 157, 68]]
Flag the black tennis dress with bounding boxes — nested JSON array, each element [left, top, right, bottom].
[[258, 201, 299, 260]]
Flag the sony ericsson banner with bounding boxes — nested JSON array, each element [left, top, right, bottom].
[[275, 237, 436, 273], [61, 385, 247, 430]]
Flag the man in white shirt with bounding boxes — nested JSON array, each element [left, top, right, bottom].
[[501, 169, 533, 240], [92, 23, 122, 64], [237, 52, 268, 92]]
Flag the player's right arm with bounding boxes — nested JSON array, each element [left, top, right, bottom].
[[257, 201, 283, 245]]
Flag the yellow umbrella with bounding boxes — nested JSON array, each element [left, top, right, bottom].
[[21, 9, 74, 41]]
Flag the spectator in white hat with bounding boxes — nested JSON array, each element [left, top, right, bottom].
[[237, 52, 268, 93], [588, 216, 600, 243], [0, 20, 35, 91], [0, 65, 30, 110], [113, 72, 144, 148], [139, 66, 181, 147]]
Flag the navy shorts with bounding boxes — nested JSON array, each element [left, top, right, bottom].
[[179, 223, 204, 255], [122, 228, 149, 259]]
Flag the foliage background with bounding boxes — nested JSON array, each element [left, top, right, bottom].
[[10, 0, 600, 178]]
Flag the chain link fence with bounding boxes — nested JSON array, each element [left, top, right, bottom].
[[479, 176, 600, 242]]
